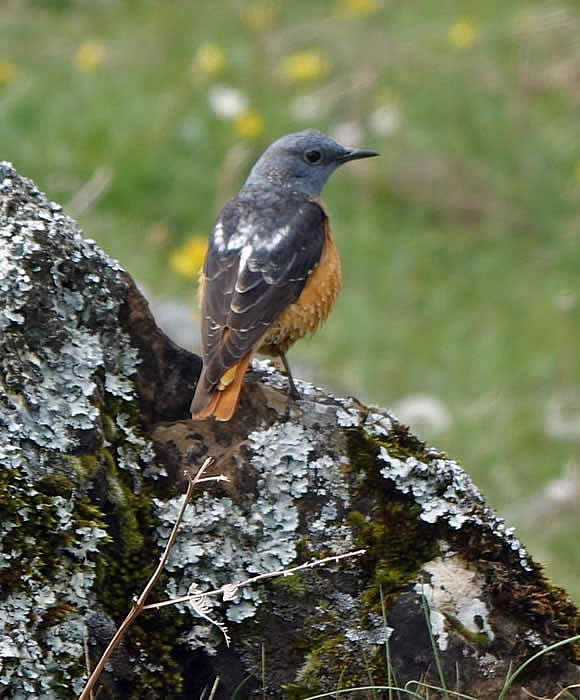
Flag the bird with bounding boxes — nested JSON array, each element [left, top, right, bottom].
[[190, 129, 378, 422]]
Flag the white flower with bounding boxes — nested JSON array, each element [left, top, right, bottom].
[[369, 104, 400, 135], [332, 121, 363, 148], [208, 85, 249, 120], [544, 389, 580, 439], [544, 462, 579, 505], [393, 394, 452, 435]]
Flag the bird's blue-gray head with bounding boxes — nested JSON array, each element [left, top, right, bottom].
[[243, 129, 378, 197]]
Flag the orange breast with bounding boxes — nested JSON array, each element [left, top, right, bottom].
[[258, 223, 342, 355]]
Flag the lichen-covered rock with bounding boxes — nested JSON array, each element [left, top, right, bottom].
[[0, 163, 196, 698], [0, 164, 578, 699]]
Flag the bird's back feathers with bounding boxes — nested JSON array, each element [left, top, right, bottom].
[[190, 188, 326, 420]]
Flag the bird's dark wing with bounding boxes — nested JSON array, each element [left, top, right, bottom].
[[200, 189, 325, 389]]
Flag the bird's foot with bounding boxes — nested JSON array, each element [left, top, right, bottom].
[[283, 390, 300, 421], [278, 350, 301, 415]]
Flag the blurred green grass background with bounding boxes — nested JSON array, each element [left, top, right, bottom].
[[1, 0, 579, 600]]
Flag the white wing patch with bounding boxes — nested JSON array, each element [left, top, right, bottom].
[[227, 222, 252, 251], [213, 220, 225, 252], [237, 243, 252, 277], [263, 225, 290, 252]]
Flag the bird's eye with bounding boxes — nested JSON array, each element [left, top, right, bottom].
[[304, 149, 322, 165]]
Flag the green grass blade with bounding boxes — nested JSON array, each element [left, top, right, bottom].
[[304, 686, 425, 699], [420, 584, 449, 699], [498, 635, 580, 700], [380, 585, 395, 700]]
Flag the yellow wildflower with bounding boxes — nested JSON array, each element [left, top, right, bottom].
[[194, 43, 226, 78], [337, 0, 378, 17], [448, 20, 478, 50], [281, 51, 326, 83], [234, 110, 265, 140], [0, 61, 17, 87], [575, 163, 580, 185], [169, 236, 207, 280], [75, 40, 106, 72], [243, 1, 275, 31]]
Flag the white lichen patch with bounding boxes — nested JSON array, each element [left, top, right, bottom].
[[478, 652, 499, 678], [116, 412, 166, 480], [0, 163, 159, 695], [378, 442, 531, 570], [0, 477, 108, 697], [336, 406, 360, 427], [251, 357, 318, 399], [524, 630, 545, 648], [364, 409, 394, 437], [154, 421, 353, 650], [343, 608, 393, 646], [414, 556, 495, 652], [334, 396, 364, 428], [250, 357, 292, 391], [0, 162, 141, 466]]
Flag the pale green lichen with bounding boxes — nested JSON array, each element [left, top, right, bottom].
[[154, 420, 353, 652], [0, 467, 108, 697], [0, 162, 139, 464], [376, 442, 531, 570], [0, 162, 167, 696]]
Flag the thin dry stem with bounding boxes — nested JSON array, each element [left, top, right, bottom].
[[143, 548, 367, 611], [79, 456, 218, 700], [208, 676, 220, 700], [522, 684, 580, 700], [82, 632, 95, 700]]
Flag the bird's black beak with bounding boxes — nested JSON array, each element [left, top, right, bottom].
[[337, 147, 379, 163]]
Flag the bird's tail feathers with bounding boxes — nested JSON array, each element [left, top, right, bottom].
[[190, 353, 252, 422]]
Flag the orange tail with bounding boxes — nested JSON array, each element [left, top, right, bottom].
[[190, 353, 252, 422]]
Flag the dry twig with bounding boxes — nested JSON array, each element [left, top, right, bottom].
[[79, 456, 220, 700], [142, 548, 367, 623]]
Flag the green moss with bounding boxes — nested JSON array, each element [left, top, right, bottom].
[[453, 525, 579, 661], [289, 635, 344, 697], [485, 557, 580, 662], [447, 614, 493, 649], [100, 447, 117, 475], [0, 467, 106, 590], [274, 426, 442, 693], [74, 496, 110, 530], [346, 423, 429, 474], [90, 397, 185, 699], [351, 501, 439, 614], [345, 426, 381, 476], [291, 631, 391, 696], [62, 453, 96, 482], [102, 413, 119, 443], [345, 427, 439, 614], [38, 604, 76, 631], [94, 486, 187, 698], [271, 574, 307, 597], [36, 473, 74, 497], [104, 394, 142, 435], [81, 454, 99, 479], [282, 682, 322, 700], [347, 428, 580, 664]]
